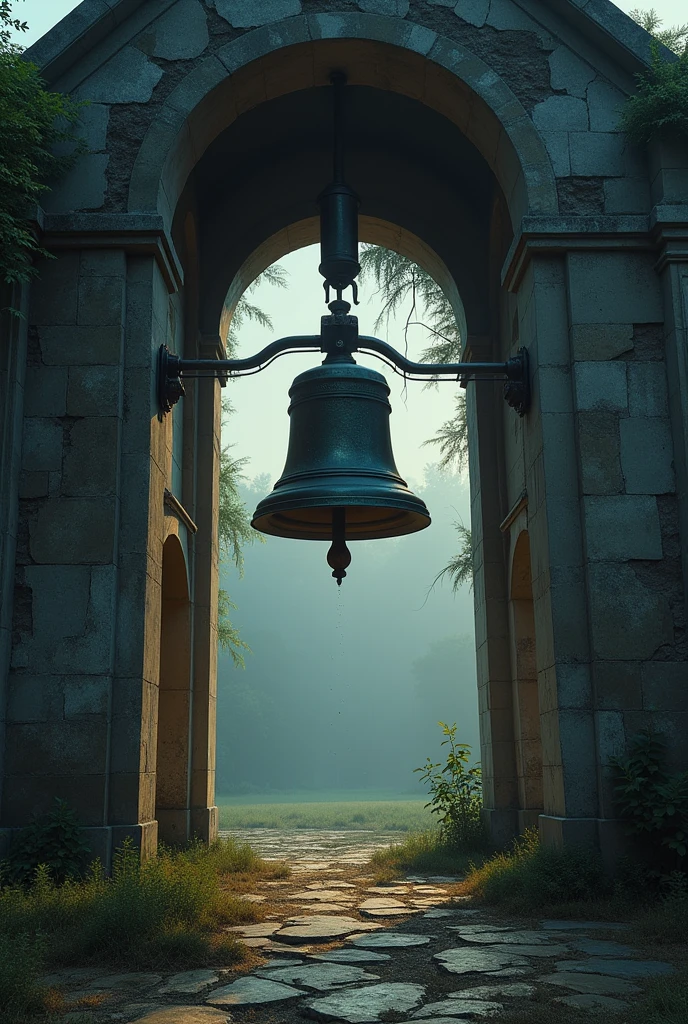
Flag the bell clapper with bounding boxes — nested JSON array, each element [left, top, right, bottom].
[[327, 507, 351, 585]]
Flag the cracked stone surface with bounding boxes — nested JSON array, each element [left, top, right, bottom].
[[541, 971, 642, 995], [425, 909, 460, 919], [206, 976, 306, 1005], [307, 881, 356, 889], [303, 982, 425, 1022], [434, 948, 530, 975], [310, 949, 391, 963], [134, 1010, 232, 1024], [348, 932, 432, 948], [275, 916, 381, 943], [458, 983, 536, 1000], [555, 992, 631, 1010], [254, 963, 379, 991], [226, 922, 280, 937], [557, 957, 675, 978], [288, 890, 355, 901], [450, 929, 556, 945], [158, 970, 219, 994], [412, 998, 504, 1018]]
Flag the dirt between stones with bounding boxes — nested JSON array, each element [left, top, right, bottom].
[[40, 861, 685, 1024]]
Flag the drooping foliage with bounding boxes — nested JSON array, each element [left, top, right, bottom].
[[0, 1, 82, 291], [359, 245, 473, 589], [217, 266, 287, 665]]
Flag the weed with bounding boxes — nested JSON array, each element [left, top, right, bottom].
[[2, 799, 91, 885], [370, 829, 478, 879]]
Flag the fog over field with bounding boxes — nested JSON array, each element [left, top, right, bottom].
[[216, 247, 480, 799]]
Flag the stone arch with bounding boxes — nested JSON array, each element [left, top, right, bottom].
[[509, 529, 543, 832], [221, 218, 467, 348], [156, 532, 192, 846], [128, 14, 557, 232]]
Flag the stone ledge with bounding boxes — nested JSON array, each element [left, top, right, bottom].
[[40, 212, 183, 294]]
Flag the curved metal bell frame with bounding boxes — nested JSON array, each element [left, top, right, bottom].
[[251, 360, 431, 541]]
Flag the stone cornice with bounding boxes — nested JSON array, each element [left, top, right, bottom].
[[39, 211, 184, 293], [502, 215, 654, 292]]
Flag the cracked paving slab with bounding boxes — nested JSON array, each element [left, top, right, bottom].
[[254, 962, 380, 990], [302, 981, 425, 1022], [434, 948, 531, 975], [206, 976, 306, 1006]]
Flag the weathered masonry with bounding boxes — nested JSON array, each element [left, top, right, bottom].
[[0, 0, 687, 866]]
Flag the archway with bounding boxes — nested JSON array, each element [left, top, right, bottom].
[[156, 533, 192, 845]]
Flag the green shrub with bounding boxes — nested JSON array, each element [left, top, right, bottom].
[[620, 43, 688, 144], [415, 722, 486, 851], [463, 829, 612, 913], [370, 829, 477, 880], [3, 798, 92, 884], [0, 931, 46, 1024], [610, 729, 688, 869]]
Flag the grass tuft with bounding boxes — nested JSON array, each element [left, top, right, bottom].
[[370, 829, 479, 880]]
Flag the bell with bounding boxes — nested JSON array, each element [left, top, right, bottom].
[[251, 359, 431, 583]]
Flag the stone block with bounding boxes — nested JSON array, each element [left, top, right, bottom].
[[63, 675, 110, 717], [574, 361, 627, 413], [109, 714, 145, 774], [1, 774, 106, 827], [558, 710, 598, 818], [454, 0, 489, 27], [61, 418, 119, 497], [213, 0, 301, 27], [29, 499, 116, 564], [42, 154, 109, 213], [77, 103, 109, 152], [620, 418, 675, 494], [568, 252, 663, 325], [532, 95, 588, 133], [30, 251, 79, 326], [76, 46, 163, 103], [79, 250, 126, 277], [19, 472, 49, 499], [39, 326, 123, 366], [584, 495, 662, 561], [588, 562, 673, 661], [548, 47, 595, 98], [569, 132, 625, 176], [642, 662, 688, 712], [593, 661, 643, 711], [587, 79, 625, 132], [77, 276, 124, 327], [23, 563, 91, 640], [24, 366, 67, 417], [570, 324, 633, 361], [537, 366, 573, 414], [487, 0, 551, 41], [553, 662, 592, 710], [627, 362, 669, 418], [5, 720, 108, 776], [147, 0, 209, 60], [67, 366, 121, 417], [573, 413, 622, 497], [6, 675, 63, 723], [358, 0, 409, 13], [541, 132, 570, 177], [22, 418, 63, 472], [604, 177, 651, 214]]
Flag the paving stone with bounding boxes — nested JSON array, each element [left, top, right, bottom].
[[158, 970, 219, 994], [541, 920, 626, 931], [540, 971, 641, 995], [360, 897, 418, 917], [571, 938, 636, 956], [275, 916, 380, 944], [255, 963, 379, 991], [40, 968, 103, 987], [412, 999, 503, 1018], [206, 976, 306, 1006], [459, 983, 536, 1000], [288, 890, 355, 901], [303, 982, 425, 1022], [226, 923, 280, 937], [434, 948, 530, 975], [310, 949, 391, 964], [259, 958, 305, 968], [133, 1009, 232, 1024], [555, 992, 630, 1010], [425, 910, 461, 919], [427, 877, 459, 883], [490, 943, 569, 958], [87, 973, 163, 990], [366, 886, 410, 894], [299, 902, 354, 912], [484, 967, 534, 978], [308, 881, 356, 889], [449, 929, 553, 945], [349, 932, 432, 948], [557, 958, 675, 979]]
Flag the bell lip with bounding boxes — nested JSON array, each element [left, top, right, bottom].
[[251, 496, 431, 541]]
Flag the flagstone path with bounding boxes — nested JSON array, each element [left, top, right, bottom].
[[42, 857, 681, 1024]]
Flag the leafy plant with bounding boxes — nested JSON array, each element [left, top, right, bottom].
[[415, 722, 485, 851], [620, 41, 688, 144], [0, 0, 83, 290], [630, 8, 688, 55], [610, 729, 688, 865], [2, 798, 91, 885]]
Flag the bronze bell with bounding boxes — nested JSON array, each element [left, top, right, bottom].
[[251, 360, 431, 584]]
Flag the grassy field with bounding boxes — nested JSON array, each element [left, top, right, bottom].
[[217, 796, 433, 831]]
